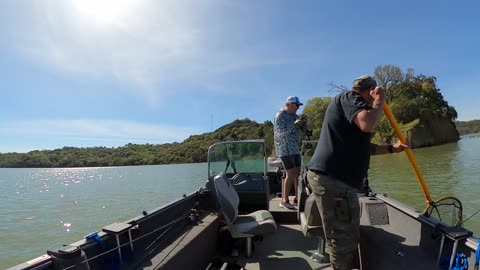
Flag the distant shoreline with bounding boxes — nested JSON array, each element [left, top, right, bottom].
[[461, 133, 480, 138]]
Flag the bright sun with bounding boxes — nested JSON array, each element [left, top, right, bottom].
[[69, 0, 134, 26]]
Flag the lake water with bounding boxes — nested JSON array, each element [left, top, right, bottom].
[[2, 137, 480, 269], [0, 163, 209, 269]]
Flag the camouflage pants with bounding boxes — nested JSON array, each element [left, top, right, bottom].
[[306, 170, 360, 270]]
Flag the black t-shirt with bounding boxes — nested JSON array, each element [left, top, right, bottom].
[[308, 91, 372, 189]]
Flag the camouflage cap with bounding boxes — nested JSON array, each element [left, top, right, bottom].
[[352, 75, 377, 90]]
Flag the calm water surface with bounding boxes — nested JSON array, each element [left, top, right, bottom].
[[1, 163, 208, 269], [369, 136, 480, 231], [1, 137, 480, 268]]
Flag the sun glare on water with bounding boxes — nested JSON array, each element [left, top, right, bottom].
[[69, 0, 135, 26]]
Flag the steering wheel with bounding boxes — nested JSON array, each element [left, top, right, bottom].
[[231, 173, 264, 185], [231, 173, 250, 185]]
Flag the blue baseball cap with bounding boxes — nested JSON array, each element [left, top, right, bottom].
[[286, 96, 303, 106]]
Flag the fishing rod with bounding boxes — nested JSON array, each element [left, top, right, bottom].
[[459, 209, 480, 227]]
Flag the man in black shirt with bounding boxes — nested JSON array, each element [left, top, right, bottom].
[[307, 75, 406, 270]]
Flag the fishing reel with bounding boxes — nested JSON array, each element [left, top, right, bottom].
[[295, 114, 313, 138]]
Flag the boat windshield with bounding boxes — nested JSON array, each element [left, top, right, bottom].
[[207, 140, 266, 180]]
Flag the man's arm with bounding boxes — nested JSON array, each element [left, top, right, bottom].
[[353, 86, 385, 132], [370, 140, 408, 155], [354, 106, 383, 132]]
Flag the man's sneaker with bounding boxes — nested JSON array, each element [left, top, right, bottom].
[[279, 201, 296, 210], [292, 199, 298, 206]]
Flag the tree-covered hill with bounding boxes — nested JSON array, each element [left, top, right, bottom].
[[0, 119, 274, 168], [455, 120, 480, 136]]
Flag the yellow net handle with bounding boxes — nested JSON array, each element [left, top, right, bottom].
[[382, 103, 433, 204]]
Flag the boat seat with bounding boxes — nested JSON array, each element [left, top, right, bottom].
[[213, 174, 277, 257], [298, 172, 329, 263]]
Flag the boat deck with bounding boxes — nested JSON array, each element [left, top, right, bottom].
[[232, 195, 331, 269], [239, 223, 330, 270], [96, 195, 444, 270], [228, 195, 440, 270]]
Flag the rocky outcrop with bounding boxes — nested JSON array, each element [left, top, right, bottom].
[[403, 111, 459, 148]]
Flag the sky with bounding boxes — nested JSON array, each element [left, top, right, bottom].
[[0, 0, 479, 153]]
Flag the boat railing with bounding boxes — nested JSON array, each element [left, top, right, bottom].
[[375, 192, 476, 269]]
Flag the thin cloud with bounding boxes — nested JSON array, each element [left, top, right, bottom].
[[0, 119, 199, 143], [1, 0, 314, 104]]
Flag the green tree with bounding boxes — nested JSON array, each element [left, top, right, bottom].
[[301, 97, 331, 139], [374, 64, 404, 87], [262, 120, 274, 155]]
